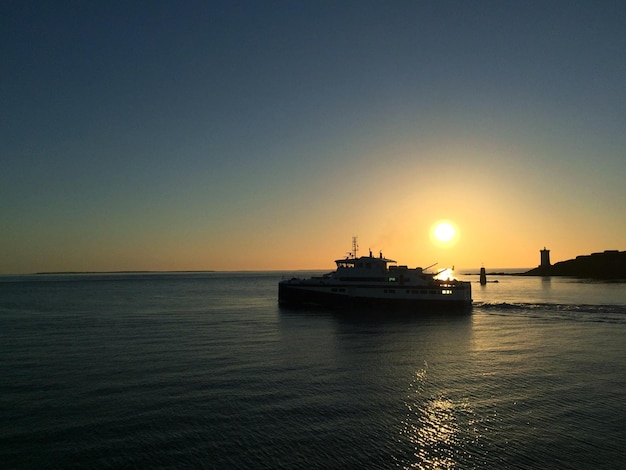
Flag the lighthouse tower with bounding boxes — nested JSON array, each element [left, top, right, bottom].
[[540, 247, 551, 267]]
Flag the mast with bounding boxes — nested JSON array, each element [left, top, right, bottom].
[[351, 236, 359, 259]]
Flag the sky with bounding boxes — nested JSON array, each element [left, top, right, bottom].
[[2, 0, 625, 274]]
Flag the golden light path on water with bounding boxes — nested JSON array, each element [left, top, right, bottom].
[[400, 362, 482, 469]]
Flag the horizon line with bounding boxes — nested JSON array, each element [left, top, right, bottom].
[[1, 266, 535, 276]]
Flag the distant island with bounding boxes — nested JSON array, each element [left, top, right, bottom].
[[33, 270, 216, 275], [523, 249, 626, 279]]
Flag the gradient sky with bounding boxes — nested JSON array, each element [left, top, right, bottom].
[[2, 1, 625, 274]]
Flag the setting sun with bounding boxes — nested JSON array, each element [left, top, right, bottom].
[[434, 222, 455, 242], [431, 220, 459, 248]]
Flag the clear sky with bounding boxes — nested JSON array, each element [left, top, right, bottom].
[[2, 1, 625, 274]]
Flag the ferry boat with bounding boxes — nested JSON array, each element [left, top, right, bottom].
[[279, 238, 472, 310]]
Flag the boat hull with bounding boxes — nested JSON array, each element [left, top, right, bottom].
[[278, 280, 472, 311]]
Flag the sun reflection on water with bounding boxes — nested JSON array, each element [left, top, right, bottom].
[[400, 363, 480, 469]]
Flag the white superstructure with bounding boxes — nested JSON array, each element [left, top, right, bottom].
[[279, 238, 472, 309]]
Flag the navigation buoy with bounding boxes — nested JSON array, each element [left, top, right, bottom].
[[480, 267, 487, 285]]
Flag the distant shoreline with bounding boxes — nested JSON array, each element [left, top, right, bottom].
[[463, 272, 526, 276], [31, 270, 217, 275], [522, 250, 626, 279]]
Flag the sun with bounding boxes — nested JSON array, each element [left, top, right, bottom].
[[430, 220, 459, 247], [434, 222, 455, 242]]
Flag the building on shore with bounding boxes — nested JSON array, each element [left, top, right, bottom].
[[540, 247, 551, 268]]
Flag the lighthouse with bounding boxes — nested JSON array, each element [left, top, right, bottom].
[[479, 266, 487, 285], [540, 247, 551, 268]]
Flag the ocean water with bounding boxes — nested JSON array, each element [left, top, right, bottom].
[[1, 272, 625, 469]]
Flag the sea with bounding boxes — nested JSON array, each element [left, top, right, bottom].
[[1, 271, 625, 469]]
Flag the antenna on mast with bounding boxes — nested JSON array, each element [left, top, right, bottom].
[[351, 236, 359, 259]]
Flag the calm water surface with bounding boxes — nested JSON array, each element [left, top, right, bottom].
[[1, 272, 625, 469]]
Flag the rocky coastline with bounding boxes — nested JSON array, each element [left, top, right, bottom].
[[522, 250, 626, 279]]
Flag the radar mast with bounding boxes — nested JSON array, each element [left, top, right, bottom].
[[351, 236, 359, 259]]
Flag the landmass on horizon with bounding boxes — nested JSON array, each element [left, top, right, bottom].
[[466, 248, 626, 280], [27, 249, 626, 280], [522, 249, 626, 279], [31, 270, 216, 275]]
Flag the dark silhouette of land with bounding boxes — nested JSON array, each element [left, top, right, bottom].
[[523, 250, 626, 279], [33, 270, 216, 275]]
